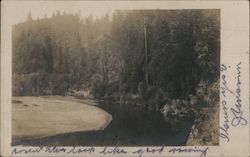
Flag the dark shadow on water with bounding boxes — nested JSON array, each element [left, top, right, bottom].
[[12, 100, 195, 146]]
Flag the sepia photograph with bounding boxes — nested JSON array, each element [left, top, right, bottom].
[[2, 1, 250, 157], [11, 8, 220, 147], [2, 0, 250, 157]]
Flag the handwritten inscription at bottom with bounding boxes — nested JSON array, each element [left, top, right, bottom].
[[11, 146, 209, 157]]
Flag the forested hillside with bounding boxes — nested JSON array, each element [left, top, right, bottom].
[[13, 10, 219, 98]]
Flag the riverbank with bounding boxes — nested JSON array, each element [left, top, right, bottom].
[[12, 96, 112, 142], [186, 102, 219, 145]]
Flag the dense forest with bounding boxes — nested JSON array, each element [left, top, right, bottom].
[[13, 10, 220, 144]]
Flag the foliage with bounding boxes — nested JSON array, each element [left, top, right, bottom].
[[13, 10, 220, 105], [186, 80, 219, 145]]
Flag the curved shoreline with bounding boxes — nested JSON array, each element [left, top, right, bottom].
[[12, 96, 112, 142]]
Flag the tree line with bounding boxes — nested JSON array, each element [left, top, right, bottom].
[[13, 10, 220, 110]]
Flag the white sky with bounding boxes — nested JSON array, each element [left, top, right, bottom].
[[3, 1, 238, 25], [2, 1, 118, 25]]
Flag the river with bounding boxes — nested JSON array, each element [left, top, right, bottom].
[[13, 98, 195, 146]]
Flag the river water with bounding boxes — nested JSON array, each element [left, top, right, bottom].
[[13, 99, 195, 146]]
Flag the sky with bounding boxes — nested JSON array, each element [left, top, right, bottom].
[[2, 1, 232, 25], [2, 1, 117, 25]]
